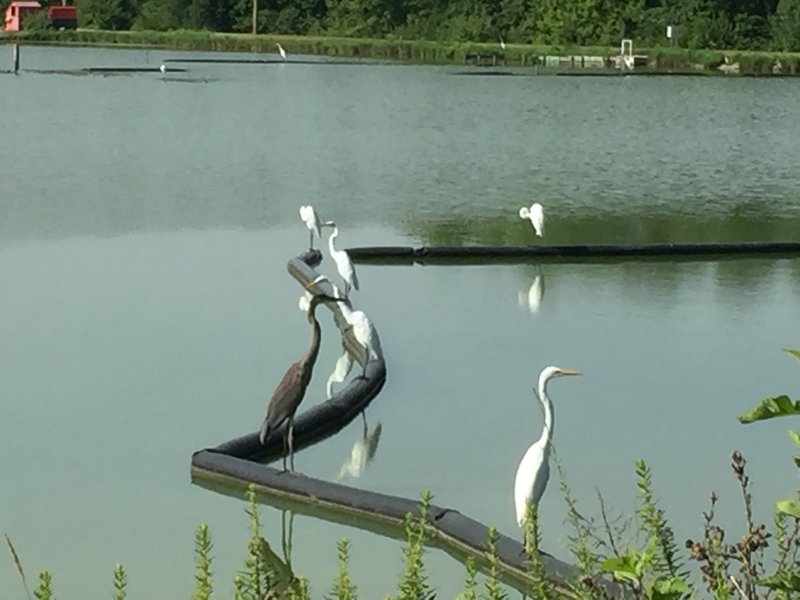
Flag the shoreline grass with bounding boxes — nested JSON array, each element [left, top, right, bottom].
[[2, 29, 800, 74]]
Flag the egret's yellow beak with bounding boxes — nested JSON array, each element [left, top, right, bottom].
[[559, 369, 582, 377]]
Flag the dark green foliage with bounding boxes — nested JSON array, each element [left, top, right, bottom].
[[24, 0, 798, 50]]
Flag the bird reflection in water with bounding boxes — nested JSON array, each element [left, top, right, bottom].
[[518, 270, 545, 316], [259, 510, 301, 597], [339, 418, 383, 481]]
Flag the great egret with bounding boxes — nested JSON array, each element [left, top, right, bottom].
[[332, 289, 381, 379], [514, 366, 582, 530], [326, 348, 354, 398], [276, 43, 287, 61], [259, 293, 345, 471], [519, 203, 545, 237], [299, 205, 321, 250], [323, 221, 359, 300], [339, 420, 383, 480]]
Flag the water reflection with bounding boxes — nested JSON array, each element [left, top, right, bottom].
[[326, 348, 355, 398], [518, 270, 545, 315], [338, 418, 383, 481], [260, 509, 301, 595]]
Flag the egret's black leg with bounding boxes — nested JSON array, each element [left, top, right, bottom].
[[361, 411, 368, 435], [281, 429, 288, 472]]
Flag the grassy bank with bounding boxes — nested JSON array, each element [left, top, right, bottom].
[[3, 28, 800, 74]]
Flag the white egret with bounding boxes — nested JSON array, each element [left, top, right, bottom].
[[339, 421, 382, 480], [330, 285, 381, 378], [159, 63, 166, 78], [323, 221, 359, 300], [514, 366, 581, 530], [276, 43, 287, 61], [500, 37, 507, 50], [326, 349, 354, 398], [299, 205, 322, 250], [519, 203, 545, 237]]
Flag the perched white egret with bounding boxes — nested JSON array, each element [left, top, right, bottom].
[[514, 366, 582, 530], [323, 221, 359, 300], [518, 273, 545, 315], [276, 43, 287, 61], [299, 205, 322, 250], [500, 37, 507, 50], [519, 203, 545, 237], [330, 285, 381, 378], [326, 349, 354, 398], [339, 421, 382, 480]]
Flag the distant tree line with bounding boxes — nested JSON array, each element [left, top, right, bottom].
[[64, 0, 800, 51]]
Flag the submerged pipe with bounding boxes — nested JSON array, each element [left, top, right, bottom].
[[191, 249, 620, 597]]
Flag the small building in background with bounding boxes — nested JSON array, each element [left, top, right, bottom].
[[3, 1, 42, 31], [3, 1, 77, 31]]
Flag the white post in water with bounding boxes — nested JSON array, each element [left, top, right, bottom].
[[13, 44, 19, 74]]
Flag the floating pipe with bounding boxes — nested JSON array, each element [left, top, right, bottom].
[[191, 249, 621, 597], [346, 241, 800, 265]]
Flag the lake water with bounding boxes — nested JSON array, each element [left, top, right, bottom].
[[1, 45, 799, 599]]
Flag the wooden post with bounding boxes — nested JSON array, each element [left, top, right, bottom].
[[251, 0, 257, 35], [13, 44, 19, 74]]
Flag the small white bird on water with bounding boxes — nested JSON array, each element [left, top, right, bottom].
[[514, 365, 581, 533], [323, 221, 359, 300], [276, 43, 287, 61], [159, 63, 166, 77], [299, 205, 322, 250], [519, 202, 545, 237]]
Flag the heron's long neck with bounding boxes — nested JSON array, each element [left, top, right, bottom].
[[537, 381, 554, 448], [303, 307, 322, 369]]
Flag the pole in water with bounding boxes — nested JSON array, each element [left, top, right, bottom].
[[13, 44, 19, 75]]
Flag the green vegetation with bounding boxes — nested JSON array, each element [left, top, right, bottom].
[[5, 0, 799, 52], [4, 351, 798, 598]]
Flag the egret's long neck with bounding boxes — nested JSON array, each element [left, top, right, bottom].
[[328, 227, 339, 255], [537, 377, 554, 447]]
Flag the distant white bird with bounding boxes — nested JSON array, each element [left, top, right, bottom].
[[339, 421, 382, 480], [326, 349, 354, 398], [518, 273, 545, 315], [519, 203, 545, 237], [514, 366, 581, 531], [299, 205, 322, 250], [500, 37, 507, 50], [276, 43, 287, 61], [159, 63, 166, 77], [323, 222, 359, 300]]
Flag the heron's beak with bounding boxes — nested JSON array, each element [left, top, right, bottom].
[[559, 369, 582, 377]]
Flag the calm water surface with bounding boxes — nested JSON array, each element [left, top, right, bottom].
[[1, 45, 799, 598]]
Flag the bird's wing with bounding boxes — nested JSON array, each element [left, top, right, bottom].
[[264, 362, 304, 431], [514, 442, 549, 526]]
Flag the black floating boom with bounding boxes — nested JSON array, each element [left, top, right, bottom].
[[345, 241, 800, 264], [191, 249, 621, 597]]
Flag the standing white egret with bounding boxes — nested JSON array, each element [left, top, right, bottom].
[[519, 203, 545, 237], [514, 366, 581, 531], [159, 63, 166, 78], [276, 43, 287, 61], [299, 205, 322, 250], [500, 37, 507, 50], [323, 221, 359, 300], [330, 285, 381, 379]]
